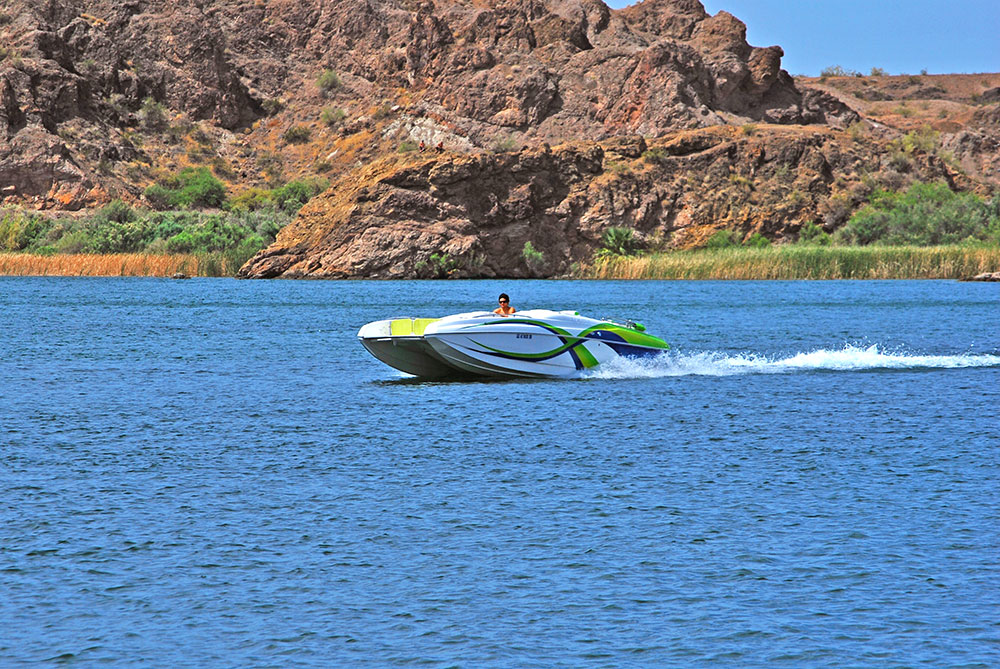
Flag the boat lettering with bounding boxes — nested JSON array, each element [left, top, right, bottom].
[[516, 333, 532, 339]]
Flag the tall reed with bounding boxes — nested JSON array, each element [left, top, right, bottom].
[[585, 246, 1000, 280], [0, 253, 204, 277]]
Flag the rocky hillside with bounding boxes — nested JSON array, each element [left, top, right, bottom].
[[238, 125, 968, 279], [1, 0, 997, 278]]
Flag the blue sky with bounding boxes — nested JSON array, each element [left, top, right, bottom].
[[604, 1, 1000, 76]]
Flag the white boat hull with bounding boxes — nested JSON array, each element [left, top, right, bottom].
[[357, 318, 461, 379]]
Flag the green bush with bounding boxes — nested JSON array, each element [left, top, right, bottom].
[[86, 217, 156, 253], [317, 69, 342, 94], [230, 188, 275, 213], [101, 199, 136, 224], [522, 241, 545, 271], [0, 209, 49, 251], [797, 221, 831, 246], [704, 230, 740, 249], [145, 167, 227, 209], [272, 178, 328, 214], [223, 235, 267, 269], [599, 227, 643, 256], [744, 232, 771, 248], [834, 182, 1000, 246], [143, 184, 174, 210], [415, 252, 461, 278], [50, 229, 90, 254], [899, 125, 939, 154]]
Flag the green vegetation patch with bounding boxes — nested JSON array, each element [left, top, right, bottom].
[[835, 182, 1000, 246], [145, 167, 227, 210], [0, 202, 294, 275], [598, 227, 644, 257]]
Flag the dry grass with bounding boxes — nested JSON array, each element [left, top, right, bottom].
[[586, 246, 1000, 280], [0, 253, 204, 276]]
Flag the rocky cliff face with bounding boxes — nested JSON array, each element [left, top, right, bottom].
[[1, 0, 854, 207]]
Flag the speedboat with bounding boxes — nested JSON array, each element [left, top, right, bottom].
[[357, 309, 669, 379]]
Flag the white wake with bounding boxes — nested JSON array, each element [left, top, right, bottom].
[[585, 344, 1000, 379]]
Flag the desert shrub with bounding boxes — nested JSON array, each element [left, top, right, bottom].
[[50, 229, 90, 254], [175, 168, 227, 208], [372, 103, 394, 119], [320, 107, 346, 126], [834, 182, 1000, 246], [261, 98, 283, 116], [641, 147, 668, 164], [899, 125, 939, 154], [744, 232, 771, 248], [729, 173, 753, 190], [398, 140, 418, 153], [491, 136, 518, 153], [820, 65, 859, 78], [257, 151, 285, 187], [869, 67, 889, 76], [282, 125, 312, 144], [316, 69, 342, 94], [785, 189, 807, 207], [223, 236, 267, 272], [210, 157, 235, 180], [139, 97, 169, 132]]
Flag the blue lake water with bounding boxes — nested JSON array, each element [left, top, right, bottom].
[[2, 277, 999, 666]]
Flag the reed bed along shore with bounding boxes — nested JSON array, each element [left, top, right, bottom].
[[586, 246, 1000, 280], [0, 253, 235, 277]]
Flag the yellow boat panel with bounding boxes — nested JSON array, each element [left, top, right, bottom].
[[389, 318, 439, 336]]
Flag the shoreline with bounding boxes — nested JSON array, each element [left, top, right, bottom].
[[2, 246, 999, 280], [585, 246, 1000, 281]]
